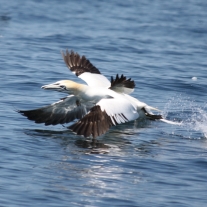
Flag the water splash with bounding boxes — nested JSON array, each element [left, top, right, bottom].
[[188, 107, 207, 138], [163, 94, 207, 139]]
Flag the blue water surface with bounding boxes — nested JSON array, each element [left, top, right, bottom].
[[0, 0, 207, 206]]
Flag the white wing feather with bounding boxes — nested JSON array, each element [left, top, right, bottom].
[[97, 98, 139, 125], [79, 72, 111, 88]]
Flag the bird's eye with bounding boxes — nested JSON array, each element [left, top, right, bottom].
[[60, 85, 66, 90]]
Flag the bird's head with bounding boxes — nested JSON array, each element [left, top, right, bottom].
[[41, 80, 82, 94]]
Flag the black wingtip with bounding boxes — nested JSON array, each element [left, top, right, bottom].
[[18, 108, 53, 125], [110, 74, 135, 89], [61, 49, 101, 76], [17, 109, 27, 116]]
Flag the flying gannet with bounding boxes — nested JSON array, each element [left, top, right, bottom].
[[19, 50, 164, 138]]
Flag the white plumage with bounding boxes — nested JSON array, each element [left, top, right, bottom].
[[19, 50, 165, 138], [79, 72, 111, 88]]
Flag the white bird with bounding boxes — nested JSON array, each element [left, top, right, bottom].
[[19, 50, 164, 138]]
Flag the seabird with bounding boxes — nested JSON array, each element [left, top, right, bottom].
[[19, 50, 164, 138]]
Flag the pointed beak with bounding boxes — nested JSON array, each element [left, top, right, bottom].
[[41, 83, 64, 92]]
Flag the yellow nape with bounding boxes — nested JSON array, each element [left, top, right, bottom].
[[58, 80, 88, 93]]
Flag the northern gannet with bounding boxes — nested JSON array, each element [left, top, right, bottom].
[[19, 50, 163, 138]]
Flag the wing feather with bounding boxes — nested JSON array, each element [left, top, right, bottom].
[[69, 98, 139, 138], [110, 74, 135, 94], [62, 50, 101, 75], [19, 95, 93, 125], [61, 50, 111, 88]]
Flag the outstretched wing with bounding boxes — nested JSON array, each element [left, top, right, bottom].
[[110, 74, 135, 94], [69, 97, 139, 138], [61, 50, 111, 88], [18, 95, 93, 125]]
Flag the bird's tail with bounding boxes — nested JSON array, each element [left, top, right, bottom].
[[142, 107, 162, 120], [160, 118, 182, 125], [143, 107, 182, 125]]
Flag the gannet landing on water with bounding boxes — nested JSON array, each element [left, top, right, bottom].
[[19, 50, 164, 138]]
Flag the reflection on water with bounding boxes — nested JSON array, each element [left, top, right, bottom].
[[23, 119, 154, 154]]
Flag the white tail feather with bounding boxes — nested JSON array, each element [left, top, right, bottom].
[[160, 119, 182, 125]]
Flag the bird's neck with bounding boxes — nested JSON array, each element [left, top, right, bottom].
[[71, 83, 89, 96]]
